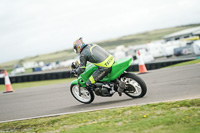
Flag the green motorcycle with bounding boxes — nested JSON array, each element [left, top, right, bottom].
[[70, 57, 147, 104]]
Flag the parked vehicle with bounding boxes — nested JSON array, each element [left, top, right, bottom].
[[126, 45, 154, 64], [162, 40, 187, 57], [10, 67, 25, 75], [174, 46, 193, 56], [146, 41, 165, 58], [70, 58, 147, 104], [192, 40, 200, 55], [113, 45, 127, 60], [59, 59, 76, 67]]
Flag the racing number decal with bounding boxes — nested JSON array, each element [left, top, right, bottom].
[[105, 56, 114, 67]]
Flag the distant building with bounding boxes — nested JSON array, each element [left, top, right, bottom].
[[23, 62, 38, 69], [163, 26, 200, 41]]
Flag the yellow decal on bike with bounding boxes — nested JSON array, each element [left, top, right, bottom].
[[93, 55, 114, 68], [89, 75, 95, 84]]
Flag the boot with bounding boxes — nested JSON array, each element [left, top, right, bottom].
[[86, 84, 96, 91]]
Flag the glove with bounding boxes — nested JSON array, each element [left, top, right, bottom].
[[70, 70, 77, 75]]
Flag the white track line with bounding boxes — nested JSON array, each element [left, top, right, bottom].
[[0, 96, 200, 123]]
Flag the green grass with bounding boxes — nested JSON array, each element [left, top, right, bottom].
[[0, 99, 199, 133], [0, 78, 76, 92], [24, 68, 33, 73], [96, 24, 200, 50], [165, 59, 200, 68]]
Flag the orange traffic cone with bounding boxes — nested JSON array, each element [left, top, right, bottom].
[[138, 51, 148, 74], [3, 70, 14, 93]]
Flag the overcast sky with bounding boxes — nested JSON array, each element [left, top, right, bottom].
[[0, 0, 200, 63]]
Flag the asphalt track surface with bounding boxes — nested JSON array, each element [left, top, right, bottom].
[[0, 64, 200, 123]]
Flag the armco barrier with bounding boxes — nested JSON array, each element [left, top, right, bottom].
[[126, 57, 195, 71], [0, 57, 196, 84], [0, 71, 71, 84]]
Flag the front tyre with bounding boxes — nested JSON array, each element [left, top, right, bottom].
[[121, 73, 147, 98], [70, 84, 94, 104]]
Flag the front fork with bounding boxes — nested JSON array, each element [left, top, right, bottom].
[[78, 82, 82, 96]]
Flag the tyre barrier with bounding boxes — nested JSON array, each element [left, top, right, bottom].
[[126, 58, 195, 72], [0, 71, 71, 85], [0, 58, 196, 84]]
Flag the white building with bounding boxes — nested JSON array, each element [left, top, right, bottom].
[[23, 62, 38, 69], [163, 26, 200, 41]]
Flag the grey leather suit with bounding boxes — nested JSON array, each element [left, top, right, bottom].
[[76, 44, 115, 86]]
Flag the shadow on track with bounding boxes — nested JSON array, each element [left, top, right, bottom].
[[77, 98, 134, 107], [51, 98, 135, 113]]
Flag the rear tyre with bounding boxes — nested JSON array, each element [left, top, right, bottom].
[[70, 84, 94, 104], [120, 73, 147, 98]]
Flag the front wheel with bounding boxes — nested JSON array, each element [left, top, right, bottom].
[[70, 84, 95, 104], [120, 73, 147, 98]]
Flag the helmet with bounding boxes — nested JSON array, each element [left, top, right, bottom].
[[73, 37, 86, 54]]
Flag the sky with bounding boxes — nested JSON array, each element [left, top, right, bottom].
[[0, 0, 200, 63]]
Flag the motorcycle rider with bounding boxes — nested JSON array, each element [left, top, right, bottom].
[[72, 37, 115, 90]]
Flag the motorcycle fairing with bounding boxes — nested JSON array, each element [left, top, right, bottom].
[[71, 57, 133, 87]]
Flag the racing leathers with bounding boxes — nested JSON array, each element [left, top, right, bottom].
[[76, 44, 115, 86]]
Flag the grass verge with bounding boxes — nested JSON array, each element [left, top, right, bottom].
[[0, 99, 200, 133], [0, 78, 76, 92], [165, 59, 200, 68]]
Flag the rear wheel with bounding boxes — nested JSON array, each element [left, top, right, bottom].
[[120, 73, 147, 98], [70, 84, 94, 104]]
